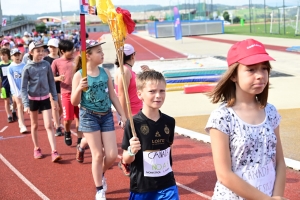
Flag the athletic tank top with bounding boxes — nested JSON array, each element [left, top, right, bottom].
[[79, 67, 111, 112], [115, 65, 142, 115]]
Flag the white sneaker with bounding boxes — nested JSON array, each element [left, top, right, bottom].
[[20, 126, 28, 134], [102, 176, 107, 192], [95, 189, 106, 200]]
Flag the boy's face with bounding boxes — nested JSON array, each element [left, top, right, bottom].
[[63, 49, 74, 60], [138, 80, 166, 110], [0, 53, 9, 62], [12, 53, 22, 64]]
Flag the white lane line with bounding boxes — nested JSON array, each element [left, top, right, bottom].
[[0, 154, 50, 200], [128, 36, 161, 59], [176, 182, 212, 199], [0, 126, 8, 132], [117, 154, 211, 199]]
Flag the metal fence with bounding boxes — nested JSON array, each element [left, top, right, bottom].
[[148, 20, 224, 38]]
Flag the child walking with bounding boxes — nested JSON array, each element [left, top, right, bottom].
[[121, 70, 179, 200], [7, 48, 27, 133], [205, 39, 286, 200], [0, 48, 17, 122], [71, 40, 127, 200], [44, 38, 63, 136], [51, 39, 81, 145], [21, 41, 62, 162]]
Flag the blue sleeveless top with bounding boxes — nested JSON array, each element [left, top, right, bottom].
[[79, 67, 111, 112]]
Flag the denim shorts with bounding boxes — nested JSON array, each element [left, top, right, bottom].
[[78, 108, 115, 133]]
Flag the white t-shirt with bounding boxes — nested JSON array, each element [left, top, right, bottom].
[[205, 103, 281, 199]]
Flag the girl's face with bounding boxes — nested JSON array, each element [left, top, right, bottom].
[[2, 43, 10, 49], [12, 53, 22, 64], [48, 46, 59, 55], [233, 62, 269, 95], [0, 54, 9, 62], [30, 47, 44, 62], [89, 45, 104, 64]]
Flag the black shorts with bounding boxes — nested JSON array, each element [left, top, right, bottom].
[[29, 98, 51, 112], [2, 86, 11, 98], [55, 82, 61, 94]]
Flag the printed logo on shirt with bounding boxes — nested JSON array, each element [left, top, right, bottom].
[[155, 131, 161, 137], [140, 124, 149, 135], [13, 72, 21, 79], [164, 125, 170, 134]]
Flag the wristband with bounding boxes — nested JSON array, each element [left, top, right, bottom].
[[127, 146, 136, 156]]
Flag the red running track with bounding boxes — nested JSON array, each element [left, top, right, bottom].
[[0, 101, 300, 199], [88, 32, 187, 61]]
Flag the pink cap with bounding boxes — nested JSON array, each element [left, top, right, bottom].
[[1, 40, 10, 46], [227, 39, 275, 67], [124, 44, 135, 56]]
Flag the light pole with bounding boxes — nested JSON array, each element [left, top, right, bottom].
[[0, 0, 2, 35], [59, 0, 64, 31]]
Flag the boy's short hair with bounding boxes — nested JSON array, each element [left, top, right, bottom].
[[59, 39, 74, 53], [0, 48, 11, 60], [136, 70, 166, 91]]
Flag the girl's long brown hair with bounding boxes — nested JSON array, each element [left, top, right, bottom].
[[207, 62, 271, 108], [73, 48, 92, 75]]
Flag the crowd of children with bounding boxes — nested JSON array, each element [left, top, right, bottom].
[[0, 30, 288, 200]]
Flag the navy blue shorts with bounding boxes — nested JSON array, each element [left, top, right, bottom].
[[78, 108, 115, 133], [129, 185, 179, 200]]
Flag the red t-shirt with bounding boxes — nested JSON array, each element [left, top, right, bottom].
[[51, 57, 74, 94]]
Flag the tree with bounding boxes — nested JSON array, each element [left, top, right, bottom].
[[149, 15, 156, 21], [13, 15, 25, 22], [233, 16, 241, 23], [35, 23, 47, 33], [223, 11, 230, 22]]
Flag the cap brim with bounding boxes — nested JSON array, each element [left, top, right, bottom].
[[239, 54, 275, 65], [86, 42, 106, 49]]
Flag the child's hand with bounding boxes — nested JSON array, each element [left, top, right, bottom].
[[53, 101, 59, 111], [119, 115, 127, 129], [129, 136, 141, 154], [78, 77, 88, 91], [59, 75, 65, 82], [24, 107, 30, 114], [140, 65, 150, 72]]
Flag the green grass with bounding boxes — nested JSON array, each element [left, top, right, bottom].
[[224, 23, 300, 39]]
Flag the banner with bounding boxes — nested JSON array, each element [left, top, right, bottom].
[[79, 0, 96, 15], [2, 18, 7, 27], [173, 7, 182, 40]]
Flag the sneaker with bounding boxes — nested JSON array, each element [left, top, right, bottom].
[[118, 160, 130, 177], [102, 176, 107, 192], [7, 116, 13, 123], [20, 126, 28, 134], [34, 148, 43, 159], [51, 150, 62, 162], [64, 131, 72, 146], [12, 112, 18, 121], [55, 127, 63, 137], [76, 145, 85, 163], [95, 189, 106, 200]]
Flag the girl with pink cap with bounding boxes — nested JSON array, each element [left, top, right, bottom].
[[205, 39, 287, 200]]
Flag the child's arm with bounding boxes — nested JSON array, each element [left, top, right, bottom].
[[7, 67, 20, 98], [272, 126, 286, 196], [116, 67, 131, 119], [122, 136, 141, 164], [71, 71, 87, 106], [105, 69, 127, 123], [47, 64, 58, 101], [210, 128, 274, 200], [21, 67, 30, 112]]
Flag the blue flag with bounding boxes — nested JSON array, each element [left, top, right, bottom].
[[173, 7, 182, 40]]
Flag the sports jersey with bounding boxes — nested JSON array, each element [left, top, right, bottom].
[[122, 110, 176, 193]]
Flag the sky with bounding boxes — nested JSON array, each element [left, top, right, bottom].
[[1, 0, 298, 15]]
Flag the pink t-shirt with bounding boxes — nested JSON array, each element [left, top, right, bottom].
[[51, 57, 73, 94], [115, 65, 142, 115]]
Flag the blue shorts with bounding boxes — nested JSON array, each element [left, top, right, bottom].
[[129, 185, 179, 200], [78, 108, 115, 133]]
